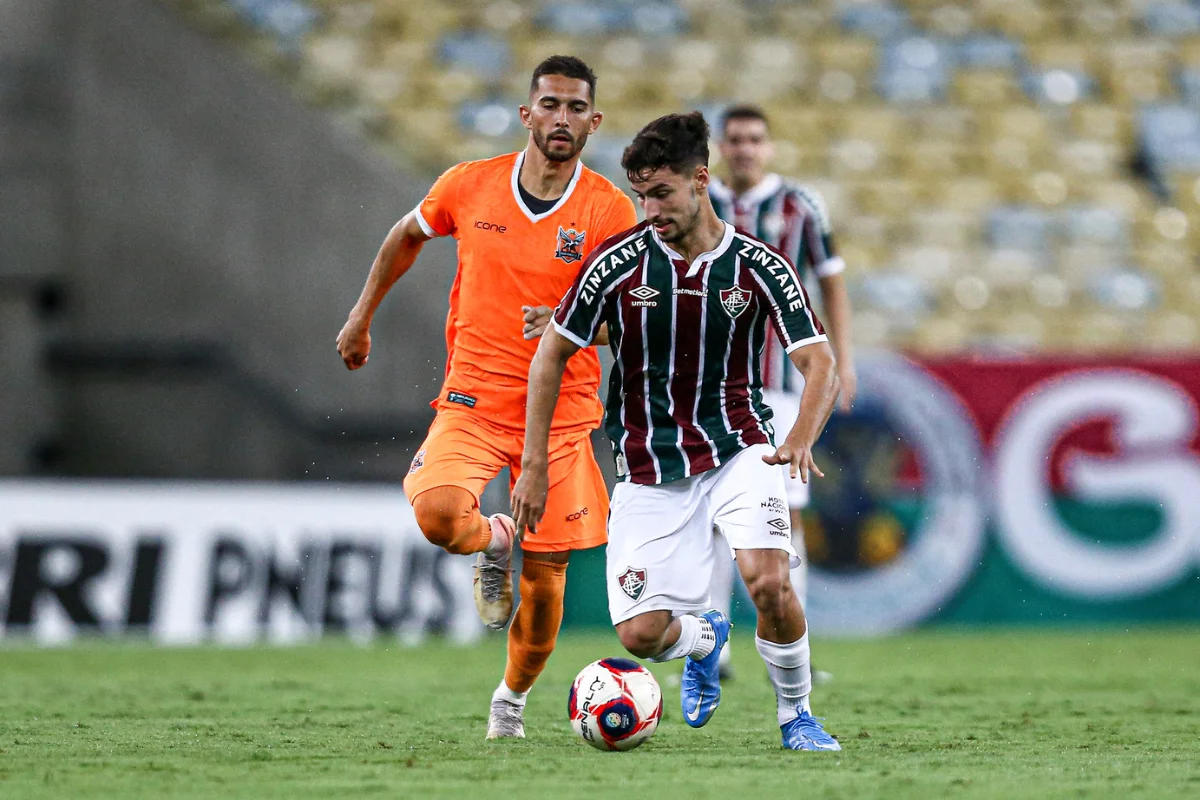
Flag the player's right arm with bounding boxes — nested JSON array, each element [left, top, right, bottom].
[[336, 211, 432, 370], [511, 326, 581, 536], [337, 162, 466, 370]]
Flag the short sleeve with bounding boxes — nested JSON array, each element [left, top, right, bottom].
[[552, 245, 611, 348], [794, 187, 845, 279], [415, 163, 469, 238], [747, 248, 827, 354]]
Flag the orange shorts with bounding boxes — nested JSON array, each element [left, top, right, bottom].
[[402, 407, 608, 553]]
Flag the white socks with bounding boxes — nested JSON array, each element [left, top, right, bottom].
[[651, 614, 717, 662], [756, 633, 812, 726], [492, 680, 528, 707]]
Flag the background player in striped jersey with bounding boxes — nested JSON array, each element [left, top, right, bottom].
[[336, 56, 636, 740], [513, 112, 842, 751], [708, 105, 858, 682]]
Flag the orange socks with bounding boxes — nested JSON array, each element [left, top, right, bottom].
[[504, 558, 568, 693], [411, 486, 492, 555]]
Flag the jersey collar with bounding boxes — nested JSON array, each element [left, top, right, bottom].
[[652, 220, 737, 278], [510, 150, 583, 223], [709, 173, 783, 210]]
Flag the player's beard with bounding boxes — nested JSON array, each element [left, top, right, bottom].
[[658, 192, 702, 244], [534, 128, 586, 162]]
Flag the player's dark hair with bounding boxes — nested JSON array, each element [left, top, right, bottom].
[[530, 55, 597, 102], [621, 111, 710, 182], [721, 104, 770, 134]]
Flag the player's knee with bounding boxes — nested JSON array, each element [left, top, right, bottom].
[[411, 488, 476, 553], [615, 618, 667, 659], [744, 569, 792, 616]]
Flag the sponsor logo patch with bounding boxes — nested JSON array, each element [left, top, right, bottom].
[[617, 567, 647, 601], [761, 496, 787, 514], [446, 391, 477, 408], [719, 286, 751, 318], [554, 227, 586, 264], [565, 507, 589, 522]]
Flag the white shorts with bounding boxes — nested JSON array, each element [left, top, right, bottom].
[[762, 388, 810, 508], [606, 444, 798, 625]]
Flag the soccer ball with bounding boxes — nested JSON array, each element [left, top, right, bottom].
[[568, 658, 663, 751]]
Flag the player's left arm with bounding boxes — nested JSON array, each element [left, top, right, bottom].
[[800, 187, 857, 411], [751, 244, 839, 481], [763, 340, 839, 483]]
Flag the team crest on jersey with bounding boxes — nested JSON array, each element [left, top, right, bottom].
[[554, 227, 586, 264], [719, 286, 751, 318], [617, 567, 646, 601], [408, 449, 426, 475]]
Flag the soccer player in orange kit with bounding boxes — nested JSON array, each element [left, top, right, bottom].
[[336, 55, 636, 739]]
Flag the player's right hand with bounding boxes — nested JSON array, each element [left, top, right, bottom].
[[522, 305, 554, 340], [511, 465, 549, 537], [336, 317, 371, 370]]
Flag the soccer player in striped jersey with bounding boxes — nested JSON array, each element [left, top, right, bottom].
[[513, 112, 842, 751], [708, 105, 858, 682]]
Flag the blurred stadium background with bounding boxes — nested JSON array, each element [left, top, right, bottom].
[[2, 0, 1199, 649]]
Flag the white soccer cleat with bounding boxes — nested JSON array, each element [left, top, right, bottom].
[[474, 514, 517, 630], [486, 699, 525, 739]]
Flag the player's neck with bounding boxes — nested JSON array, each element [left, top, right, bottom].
[[672, 207, 727, 264], [519, 144, 577, 200], [728, 171, 766, 197]]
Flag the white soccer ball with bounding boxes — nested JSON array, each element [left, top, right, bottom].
[[568, 658, 663, 751]]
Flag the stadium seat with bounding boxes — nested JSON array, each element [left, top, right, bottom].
[[208, 0, 1200, 354]]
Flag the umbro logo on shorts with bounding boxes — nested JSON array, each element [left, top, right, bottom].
[[617, 567, 646, 601], [767, 518, 789, 534]]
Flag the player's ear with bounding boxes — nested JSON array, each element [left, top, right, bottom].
[[693, 164, 710, 192], [588, 109, 603, 134], [518, 103, 533, 131]]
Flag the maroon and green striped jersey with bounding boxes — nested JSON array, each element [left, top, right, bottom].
[[553, 220, 827, 485], [709, 175, 844, 394]]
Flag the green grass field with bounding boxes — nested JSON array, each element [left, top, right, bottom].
[[1, 628, 1197, 799]]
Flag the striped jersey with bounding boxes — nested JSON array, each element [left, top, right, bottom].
[[553, 220, 827, 485], [709, 174, 844, 393]]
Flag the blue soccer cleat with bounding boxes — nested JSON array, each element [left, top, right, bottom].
[[780, 709, 842, 751], [680, 610, 731, 728]]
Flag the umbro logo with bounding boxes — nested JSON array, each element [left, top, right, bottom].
[[767, 518, 790, 532], [630, 285, 660, 308]]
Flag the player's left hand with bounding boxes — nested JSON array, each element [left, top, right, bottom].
[[511, 464, 550, 536], [762, 442, 824, 483], [837, 365, 858, 413], [522, 305, 554, 340]]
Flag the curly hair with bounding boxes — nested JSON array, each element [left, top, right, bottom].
[[621, 111, 710, 182]]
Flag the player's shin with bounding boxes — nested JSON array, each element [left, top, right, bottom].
[[756, 633, 813, 724], [502, 558, 567, 693]]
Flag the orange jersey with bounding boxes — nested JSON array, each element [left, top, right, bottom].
[[415, 151, 637, 433]]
